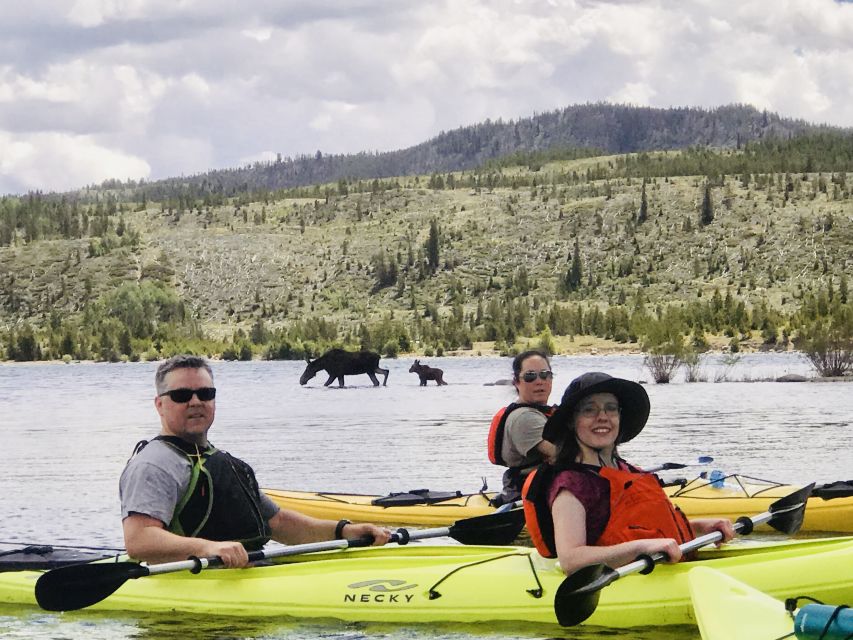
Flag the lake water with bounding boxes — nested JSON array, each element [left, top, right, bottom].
[[1, 353, 851, 639]]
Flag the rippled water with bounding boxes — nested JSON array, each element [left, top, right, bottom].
[[1, 353, 850, 639]]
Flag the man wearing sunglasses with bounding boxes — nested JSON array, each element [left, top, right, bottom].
[[488, 350, 558, 506], [120, 355, 391, 567]]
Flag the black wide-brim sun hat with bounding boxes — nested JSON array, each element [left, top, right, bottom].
[[542, 371, 650, 445]]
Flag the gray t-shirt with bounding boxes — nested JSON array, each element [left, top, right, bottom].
[[119, 438, 279, 525], [499, 406, 548, 497]]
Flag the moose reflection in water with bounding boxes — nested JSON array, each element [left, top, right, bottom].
[[299, 349, 390, 387], [408, 360, 448, 386]]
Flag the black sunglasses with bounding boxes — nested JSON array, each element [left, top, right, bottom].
[[520, 370, 554, 383], [159, 387, 217, 403]]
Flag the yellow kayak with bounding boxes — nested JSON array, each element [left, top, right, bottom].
[[688, 567, 795, 640], [264, 475, 853, 532], [667, 475, 853, 533], [262, 487, 495, 526], [1, 536, 852, 627]]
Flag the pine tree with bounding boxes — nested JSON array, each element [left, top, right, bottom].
[[638, 181, 648, 224], [700, 182, 714, 226], [426, 219, 440, 274], [563, 238, 583, 293]]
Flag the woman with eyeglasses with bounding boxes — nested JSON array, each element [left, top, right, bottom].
[[522, 371, 734, 576], [487, 350, 558, 506]]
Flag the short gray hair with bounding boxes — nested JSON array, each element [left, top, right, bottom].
[[155, 355, 214, 394]]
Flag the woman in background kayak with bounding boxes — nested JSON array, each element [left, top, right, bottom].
[[522, 371, 735, 576], [488, 350, 558, 506]]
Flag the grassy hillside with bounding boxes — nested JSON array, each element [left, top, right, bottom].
[[1, 143, 851, 361]]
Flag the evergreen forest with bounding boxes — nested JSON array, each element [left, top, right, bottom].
[[1, 113, 851, 377]]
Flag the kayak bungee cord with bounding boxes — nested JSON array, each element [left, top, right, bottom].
[[425, 551, 543, 600]]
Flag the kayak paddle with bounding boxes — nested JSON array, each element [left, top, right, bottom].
[[644, 455, 714, 473], [35, 506, 525, 612], [553, 483, 814, 627]]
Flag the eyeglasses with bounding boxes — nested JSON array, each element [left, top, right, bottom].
[[520, 370, 554, 383], [577, 402, 620, 418], [159, 387, 217, 403]]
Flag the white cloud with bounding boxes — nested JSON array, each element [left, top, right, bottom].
[[238, 149, 278, 166], [3, 0, 853, 194], [242, 27, 272, 42], [0, 131, 150, 194], [609, 82, 657, 105]]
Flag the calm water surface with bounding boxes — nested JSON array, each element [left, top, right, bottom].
[[1, 353, 850, 639]]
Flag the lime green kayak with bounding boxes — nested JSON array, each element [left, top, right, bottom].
[[264, 475, 853, 532], [688, 566, 795, 640], [1, 536, 852, 628], [689, 567, 853, 640]]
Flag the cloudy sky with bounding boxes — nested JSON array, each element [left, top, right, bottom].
[[3, 0, 853, 195]]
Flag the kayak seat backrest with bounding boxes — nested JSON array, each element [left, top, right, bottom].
[[372, 489, 463, 507], [812, 480, 853, 500]]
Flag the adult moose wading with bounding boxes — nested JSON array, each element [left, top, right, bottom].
[[299, 349, 389, 387], [409, 360, 448, 386]]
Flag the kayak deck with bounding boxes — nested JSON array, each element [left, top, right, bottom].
[[263, 474, 853, 532], [1, 536, 851, 628], [688, 567, 795, 640], [666, 475, 853, 533], [262, 488, 496, 526]]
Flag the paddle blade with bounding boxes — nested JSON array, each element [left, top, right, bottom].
[[35, 561, 148, 611], [553, 563, 614, 626], [447, 507, 526, 545], [767, 482, 814, 535]]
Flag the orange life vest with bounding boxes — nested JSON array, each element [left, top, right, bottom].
[[522, 463, 694, 558], [487, 403, 553, 466]]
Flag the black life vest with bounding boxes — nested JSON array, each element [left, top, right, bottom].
[[132, 436, 272, 551], [487, 403, 554, 466]]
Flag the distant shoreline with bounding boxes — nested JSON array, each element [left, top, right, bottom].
[[0, 344, 812, 365]]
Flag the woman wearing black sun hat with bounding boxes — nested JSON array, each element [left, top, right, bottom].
[[522, 372, 735, 577]]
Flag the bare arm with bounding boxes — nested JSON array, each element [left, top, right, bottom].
[[124, 507, 392, 570], [122, 514, 250, 567], [534, 439, 558, 464], [268, 509, 391, 547], [552, 490, 683, 576]]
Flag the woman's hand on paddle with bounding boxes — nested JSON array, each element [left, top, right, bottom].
[[202, 540, 250, 568], [342, 523, 393, 546], [633, 538, 683, 563], [690, 518, 736, 546]]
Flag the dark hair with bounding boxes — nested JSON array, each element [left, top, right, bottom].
[[155, 355, 214, 394], [512, 350, 551, 381]]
